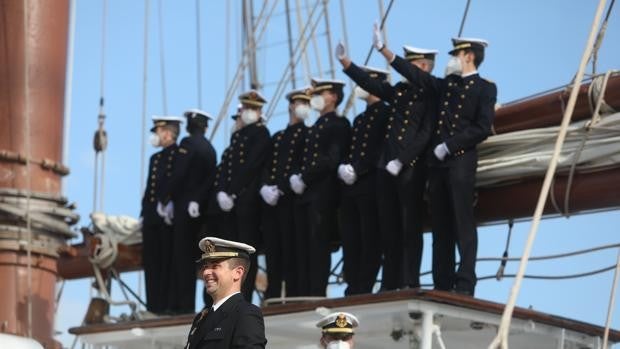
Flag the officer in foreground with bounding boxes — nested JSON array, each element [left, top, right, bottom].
[[185, 237, 267, 349], [316, 311, 359, 349]]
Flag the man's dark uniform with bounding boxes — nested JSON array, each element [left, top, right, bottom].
[[293, 79, 350, 297], [215, 91, 271, 301], [343, 47, 435, 290], [261, 90, 309, 299], [185, 238, 266, 349], [338, 66, 389, 295], [390, 38, 497, 295], [165, 110, 217, 314], [140, 117, 181, 313]]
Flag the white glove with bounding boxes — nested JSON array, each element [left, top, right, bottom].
[[335, 41, 346, 60], [260, 185, 281, 206], [157, 201, 174, 225], [434, 143, 450, 161], [386, 159, 403, 176], [216, 191, 235, 212], [188, 201, 200, 218], [289, 174, 306, 194], [372, 21, 384, 51], [338, 164, 357, 185]]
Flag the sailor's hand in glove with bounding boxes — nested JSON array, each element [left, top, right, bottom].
[[386, 159, 403, 176]]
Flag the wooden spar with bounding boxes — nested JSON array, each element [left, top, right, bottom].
[[494, 73, 620, 134]]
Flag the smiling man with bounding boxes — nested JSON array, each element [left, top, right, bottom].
[[185, 237, 267, 349]]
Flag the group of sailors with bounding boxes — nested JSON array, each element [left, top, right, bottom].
[[140, 31, 497, 315]]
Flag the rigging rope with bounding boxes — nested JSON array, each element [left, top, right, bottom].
[[457, 0, 472, 37], [591, 0, 616, 75], [602, 247, 620, 349], [209, 0, 277, 140], [489, 1, 610, 347], [495, 220, 513, 281], [195, 0, 203, 108], [157, 0, 168, 114], [306, 0, 324, 79], [341, 0, 395, 116], [295, 0, 312, 84]]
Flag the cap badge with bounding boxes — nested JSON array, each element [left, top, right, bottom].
[[335, 314, 347, 328], [205, 240, 216, 254]]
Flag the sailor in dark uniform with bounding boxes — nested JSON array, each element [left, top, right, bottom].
[[289, 78, 351, 297], [140, 115, 183, 313], [162, 109, 217, 314], [338, 39, 437, 290], [185, 237, 267, 349], [215, 91, 271, 301], [335, 59, 388, 295], [379, 35, 497, 296], [259, 87, 310, 299], [316, 311, 359, 349]]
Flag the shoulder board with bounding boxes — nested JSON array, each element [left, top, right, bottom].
[[179, 147, 188, 154]]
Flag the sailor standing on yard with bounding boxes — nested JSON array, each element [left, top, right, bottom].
[[185, 237, 267, 349], [163, 109, 217, 314], [378, 32, 497, 296], [338, 36, 436, 291], [215, 91, 271, 302], [140, 115, 183, 314], [289, 79, 351, 297], [259, 87, 310, 299], [335, 46, 389, 295], [316, 312, 359, 349]]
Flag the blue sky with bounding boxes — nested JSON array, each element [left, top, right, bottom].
[[56, 0, 619, 347]]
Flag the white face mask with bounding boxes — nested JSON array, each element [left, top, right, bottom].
[[353, 86, 369, 100], [326, 340, 350, 349], [241, 109, 259, 125], [294, 104, 311, 120], [445, 56, 463, 77], [149, 133, 161, 147], [310, 95, 326, 111]]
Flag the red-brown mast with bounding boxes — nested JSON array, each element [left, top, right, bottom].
[[0, 1, 74, 348]]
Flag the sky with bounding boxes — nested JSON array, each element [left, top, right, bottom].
[[56, 0, 619, 347]]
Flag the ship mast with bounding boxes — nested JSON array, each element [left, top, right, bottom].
[[0, 0, 77, 348]]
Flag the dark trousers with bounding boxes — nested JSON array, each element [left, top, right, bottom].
[[142, 219, 173, 313], [339, 189, 382, 295], [218, 200, 261, 302], [294, 198, 335, 296], [263, 195, 299, 298], [168, 204, 204, 314], [376, 167, 424, 290], [429, 153, 478, 294]]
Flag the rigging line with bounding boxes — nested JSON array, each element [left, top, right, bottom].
[[495, 220, 513, 281], [22, 0, 33, 337], [478, 243, 620, 263], [489, 1, 610, 348], [157, 0, 168, 114], [196, 0, 203, 108], [139, 0, 150, 198], [479, 265, 618, 281], [591, 0, 616, 75], [209, 0, 281, 139], [264, 0, 325, 122], [602, 247, 620, 349], [563, 71, 613, 216], [321, 0, 336, 79], [457, 0, 472, 37], [342, 0, 395, 116], [305, 0, 324, 78], [295, 0, 312, 83], [285, 0, 296, 89], [339, 0, 356, 116]]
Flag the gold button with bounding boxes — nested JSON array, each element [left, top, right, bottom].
[[273, 159, 277, 164], [405, 111, 410, 115], [398, 136, 402, 140], [240, 159, 245, 164], [352, 136, 357, 141], [455, 114, 459, 118], [362, 142, 367, 147], [401, 128, 406, 132], [271, 175, 275, 180], [409, 101, 413, 106], [439, 120, 443, 125], [397, 92, 402, 96], [404, 120, 409, 124], [361, 152, 365, 156], [461, 94, 465, 98], [444, 101, 448, 106]]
